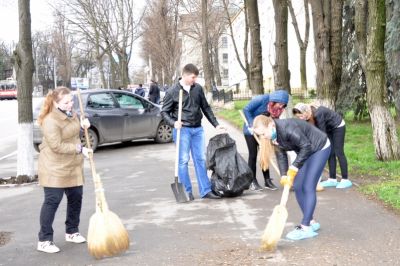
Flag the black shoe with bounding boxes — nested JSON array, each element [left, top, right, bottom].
[[188, 192, 194, 201], [203, 191, 221, 199], [249, 181, 263, 191], [265, 179, 278, 190]]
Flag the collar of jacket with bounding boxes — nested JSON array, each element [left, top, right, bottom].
[[52, 107, 76, 121]]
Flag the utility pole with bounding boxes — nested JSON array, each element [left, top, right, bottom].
[[53, 58, 57, 89]]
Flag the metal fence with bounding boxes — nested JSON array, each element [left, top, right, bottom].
[[212, 88, 316, 104]]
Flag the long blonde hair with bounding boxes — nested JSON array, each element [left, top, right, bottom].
[[253, 115, 278, 173], [37, 86, 71, 126]]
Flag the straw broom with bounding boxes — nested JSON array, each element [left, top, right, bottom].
[[238, 110, 289, 251], [77, 89, 129, 259]]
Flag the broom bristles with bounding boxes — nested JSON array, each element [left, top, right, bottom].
[[260, 205, 288, 251], [87, 210, 130, 259]]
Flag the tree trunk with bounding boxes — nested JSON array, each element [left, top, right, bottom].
[[272, 0, 291, 93], [310, 0, 343, 108], [247, 0, 264, 95], [201, 0, 212, 92], [213, 46, 222, 86], [300, 47, 307, 92], [365, 0, 400, 160], [14, 0, 35, 181]]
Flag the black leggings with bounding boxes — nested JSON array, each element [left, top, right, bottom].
[[244, 134, 270, 181], [328, 125, 348, 179]]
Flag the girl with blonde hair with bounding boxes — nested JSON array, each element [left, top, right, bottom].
[[37, 87, 91, 253], [253, 114, 331, 240]]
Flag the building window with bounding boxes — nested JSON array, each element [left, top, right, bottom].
[[222, 53, 228, 64], [221, 36, 228, 48], [223, 69, 229, 79]]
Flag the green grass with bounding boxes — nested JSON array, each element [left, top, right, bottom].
[[216, 100, 400, 211]]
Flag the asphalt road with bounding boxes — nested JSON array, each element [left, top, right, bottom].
[[0, 101, 399, 265]]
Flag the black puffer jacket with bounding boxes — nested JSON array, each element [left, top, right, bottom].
[[161, 82, 219, 128], [313, 106, 343, 133], [275, 118, 328, 175]]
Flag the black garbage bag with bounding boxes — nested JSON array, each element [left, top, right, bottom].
[[206, 133, 253, 197]]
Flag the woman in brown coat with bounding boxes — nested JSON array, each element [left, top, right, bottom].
[[37, 87, 92, 253]]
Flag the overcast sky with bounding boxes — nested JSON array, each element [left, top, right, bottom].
[[0, 0, 54, 43]]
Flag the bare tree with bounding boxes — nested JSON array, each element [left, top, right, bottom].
[[246, 0, 264, 95], [141, 0, 182, 86], [222, 0, 252, 90], [201, 0, 213, 92], [13, 0, 35, 182], [309, 0, 343, 108], [272, 0, 291, 92], [288, 0, 310, 93], [355, 0, 400, 160]]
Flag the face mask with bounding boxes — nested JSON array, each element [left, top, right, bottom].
[[271, 127, 277, 141]]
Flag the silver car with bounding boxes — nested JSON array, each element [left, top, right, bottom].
[[33, 89, 173, 152]]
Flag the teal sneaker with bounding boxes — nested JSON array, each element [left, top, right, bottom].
[[310, 222, 320, 232], [336, 179, 352, 189], [320, 178, 338, 188], [286, 226, 318, 240]]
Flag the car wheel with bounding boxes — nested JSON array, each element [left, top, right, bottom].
[[33, 143, 40, 153], [155, 121, 172, 143], [80, 128, 99, 152]]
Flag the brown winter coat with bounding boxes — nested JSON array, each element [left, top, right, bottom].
[[38, 108, 84, 188]]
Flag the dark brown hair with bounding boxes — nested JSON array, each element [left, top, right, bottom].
[[182, 63, 199, 76]]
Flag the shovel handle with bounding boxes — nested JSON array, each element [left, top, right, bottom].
[[280, 184, 291, 206], [174, 89, 183, 178]]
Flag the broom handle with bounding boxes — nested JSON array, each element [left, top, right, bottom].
[[174, 89, 183, 180], [76, 89, 107, 211], [280, 184, 291, 206], [238, 110, 281, 175]]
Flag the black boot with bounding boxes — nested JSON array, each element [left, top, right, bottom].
[[250, 179, 263, 191], [265, 179, 278, 190]]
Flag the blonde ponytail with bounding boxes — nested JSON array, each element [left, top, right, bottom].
[[37, 87, 71, 126], [253, 115, 278, 173]]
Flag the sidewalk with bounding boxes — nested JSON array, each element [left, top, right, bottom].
[[0, 117, 399, 265]]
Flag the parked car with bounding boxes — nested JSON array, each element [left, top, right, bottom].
[[33, 89, 173, 152]]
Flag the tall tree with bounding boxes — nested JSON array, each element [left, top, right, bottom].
[[246, 0, 264, 95], [355, 0, 400, 160], [222, 0, 252, 91], [309, 0, 343, 108], [13, 0, 35, 181], [288, 0, 310, 93], [272, 0, 291, 92], [201, 0, 213, 92]]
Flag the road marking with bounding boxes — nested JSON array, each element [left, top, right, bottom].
[[0, 150, 17, 161]]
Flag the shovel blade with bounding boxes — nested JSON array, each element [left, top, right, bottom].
[[171, 179, 189, 203]]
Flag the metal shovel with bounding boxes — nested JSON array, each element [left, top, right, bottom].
[[171, 89, 189, 203]]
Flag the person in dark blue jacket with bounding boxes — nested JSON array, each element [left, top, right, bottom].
[[134, 84, 146, 98], [253, 114, 331, 240], [293, 103, 352, 189], [242, 89, 289, 191]]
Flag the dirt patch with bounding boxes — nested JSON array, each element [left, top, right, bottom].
[[0, 175, 38, 185], [0, 232, 12, 247]]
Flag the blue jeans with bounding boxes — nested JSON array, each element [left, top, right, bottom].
[[38, 186, 83, 241], [293, 146, 331, 226], [173, 126, 212, 197]]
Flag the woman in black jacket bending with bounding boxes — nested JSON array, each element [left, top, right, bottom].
[[253, 115, 331, 240], [292, 103, 352, 189]]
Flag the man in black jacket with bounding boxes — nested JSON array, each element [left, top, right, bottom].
[[161, 63, 224, 200], [149, 80, 160, 104]]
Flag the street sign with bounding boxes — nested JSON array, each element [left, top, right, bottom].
[[71, 77, 89, 89]]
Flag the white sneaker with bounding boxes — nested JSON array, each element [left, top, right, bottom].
[[37, 241, 60, 253], [65, 232, 86, 243]]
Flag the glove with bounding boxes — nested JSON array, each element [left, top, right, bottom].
[[280, 166, 298, 187], [82, 147, 93, 158], [80, 118, 90, 129]]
